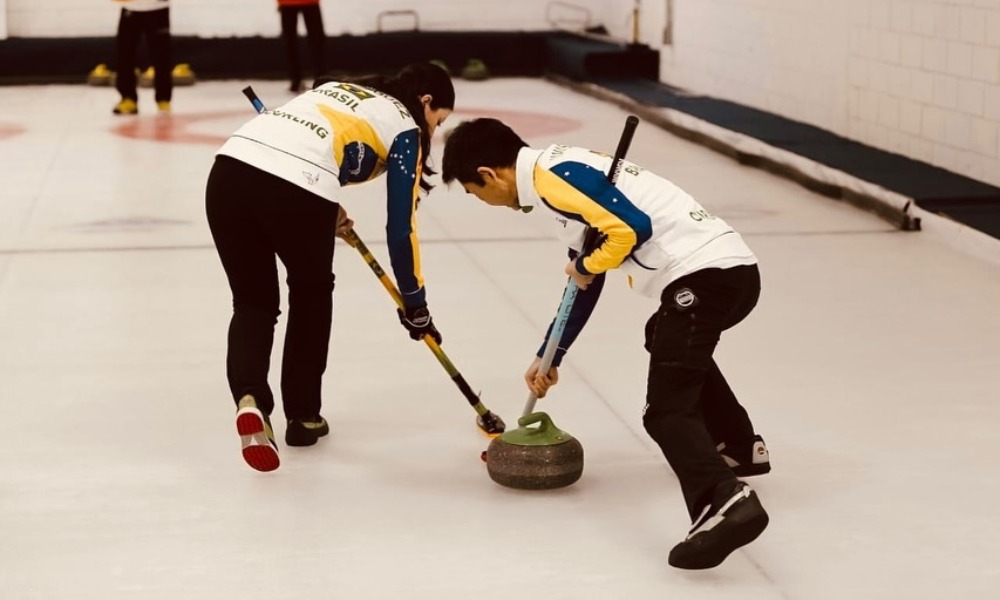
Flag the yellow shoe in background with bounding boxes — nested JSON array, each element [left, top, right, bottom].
[[139, 66, 155, 88], [112, 98, 138, 115], [156, 100, 171, 113]]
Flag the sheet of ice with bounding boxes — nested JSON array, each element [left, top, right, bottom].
[[0, 78, 997, 599]]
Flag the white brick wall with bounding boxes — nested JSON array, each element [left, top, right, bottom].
[[2, 0, 631, 38], [6, 1, 996, 188], [661, 0, 1000, 188]]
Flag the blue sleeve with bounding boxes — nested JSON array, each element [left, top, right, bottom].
[[536, 249, 606, 367], [384, 127, 426, 307]]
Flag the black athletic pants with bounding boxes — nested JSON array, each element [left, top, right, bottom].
[[279, 5, 326, 89], [115, 8, 172, 103], [642, 264, 761, 520], [206, 156, 338, 420]]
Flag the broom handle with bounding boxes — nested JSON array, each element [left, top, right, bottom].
[[523, 281, 581, 417], [522, 115, 639, 417]]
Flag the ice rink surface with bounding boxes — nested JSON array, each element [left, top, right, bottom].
[[1, 78, 998, 599]]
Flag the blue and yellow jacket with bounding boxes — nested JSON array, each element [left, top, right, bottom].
[[515, 145, 756, 364], [218, 81, 427, 307]]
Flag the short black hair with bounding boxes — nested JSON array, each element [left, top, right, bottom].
[[441, 118, 528, 186]]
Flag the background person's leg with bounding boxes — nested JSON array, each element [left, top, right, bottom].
[[113, 9, 142, 110], [146, 8, 173, 106], [301, 4, 327, 84], [279, 6, 303, 91]]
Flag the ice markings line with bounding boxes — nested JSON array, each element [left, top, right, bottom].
[[0, 228, 902, 256]]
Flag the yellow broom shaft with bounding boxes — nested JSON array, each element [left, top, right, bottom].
[[342, 228, 490, 418]]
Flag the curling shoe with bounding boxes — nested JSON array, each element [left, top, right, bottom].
[[235, 395, 279, 472], [112, 98, 138, 115], [285, 416, 330, 447], [668, 481, 769, 570], [718, 434, 770, 477]]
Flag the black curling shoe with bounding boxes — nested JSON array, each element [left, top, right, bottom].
[[668, 481, 769, 570], [718, 434, 771, 477], [285, 416, 330, 447]]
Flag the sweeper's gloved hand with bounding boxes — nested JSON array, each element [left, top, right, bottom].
[[397, 304, 442, 344]]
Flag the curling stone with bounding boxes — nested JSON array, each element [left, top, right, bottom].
[[138, 66, 155, 88], [87, 64, 113, 86], [486, 411, 583, 490], [461, 58, 490, 81], [171, 63, 197, 86], [429, 59, 450, 75]]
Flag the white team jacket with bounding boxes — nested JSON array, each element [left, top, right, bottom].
[[217, 81, 428, 305], [515, 145, 757, 298]]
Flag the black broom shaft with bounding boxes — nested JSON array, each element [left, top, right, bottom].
[[581, 115, 640, 253]]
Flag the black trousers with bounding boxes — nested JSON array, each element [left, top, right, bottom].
[[115, 8, 172, 103], [206, 156, 338, 420], [642, 264, 761, 520], [279, 5, 326, 87]]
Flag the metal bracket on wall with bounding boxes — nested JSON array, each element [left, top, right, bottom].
[[546, 1, 593, 31], [663, 0, 674, 45], [376, 9, 419, 33]]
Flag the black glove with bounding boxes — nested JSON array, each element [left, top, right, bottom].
[[397, 304, 442, 344]]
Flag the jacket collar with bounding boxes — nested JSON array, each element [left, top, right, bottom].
[[515, 147, 545, 213]]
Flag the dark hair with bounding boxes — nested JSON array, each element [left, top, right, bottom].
[[441, 118, 528, 186], [315, 62, 454, 193]]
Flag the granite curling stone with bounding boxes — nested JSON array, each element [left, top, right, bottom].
[[486, 411, 583, 490]]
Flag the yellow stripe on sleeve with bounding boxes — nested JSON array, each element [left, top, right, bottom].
[[534, 166, 637, 274], [317, 105, 388, 179]]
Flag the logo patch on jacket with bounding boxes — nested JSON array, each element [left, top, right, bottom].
[[673, 288, 698, 310]]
